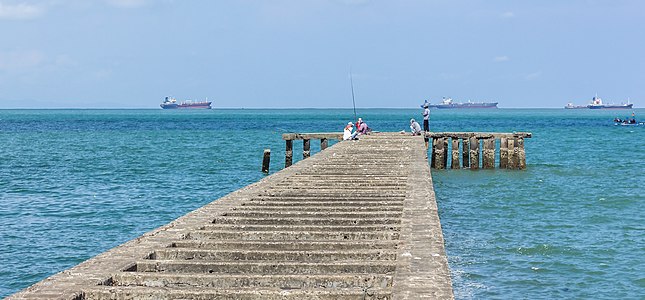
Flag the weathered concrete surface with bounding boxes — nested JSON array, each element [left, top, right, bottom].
[[8, 132, 453, 300]]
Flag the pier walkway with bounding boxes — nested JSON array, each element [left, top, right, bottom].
[[10, 133, 453, 299]]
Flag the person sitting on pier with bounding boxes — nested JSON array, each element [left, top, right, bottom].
[[351, 118, 369, 139], [343, 122, 354, 140], [410, 118, 422, 135]]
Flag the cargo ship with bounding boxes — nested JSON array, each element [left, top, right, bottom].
[[564, 103, 587, 109], [587, 96, 633, 109], [565, 95, 633, 109], [421, 97, 498, 109], [160, 96, 212, 109]]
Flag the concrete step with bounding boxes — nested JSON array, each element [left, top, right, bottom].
[[185, 230, 400, 241], [232, 206, 403, 213], [129, 260, 396, 275], [284, 175, 407, 181], [211, 217, 401, 226], [84, 286, 392, 300], [199, 224, 400, 232], [221, 211, 402, 219], [250, 196, 405, 202], [150, 249, 397, 262], [240, 201, 404, 207], [273, 182, 405, 187], [260, 192, 406, 198], [170, 241, 399, 251], [109, 273, 393, 289]]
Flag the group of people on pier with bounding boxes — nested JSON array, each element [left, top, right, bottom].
[[343, 103, 431, 146], [408, 103, 431, 148], [343, 117, 370, 140]]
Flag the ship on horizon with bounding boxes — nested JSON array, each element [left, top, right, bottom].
[[160, 96, 212, 109], [421, 97, 498, 109], [565, 95, 633, 109]]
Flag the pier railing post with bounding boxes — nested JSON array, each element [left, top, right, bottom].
[[285, 140, 293, 168], [469, 136, 479, 170], [321, 138, 328, 150], [434, 137, 446, 169], [499, 137, 508, 169], [303, 139, 310, 159], [431, 138, 438, 168], [517, 137, 526, 170], [507, 138, 516, 169], [483, 138, 495, 169], [262, 149, 271, 173], [451, 137, 460, 169], [442, 138, 448, 169], [462, 138, 469, 168]]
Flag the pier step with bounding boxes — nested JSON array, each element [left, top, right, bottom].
[[170, 241, 399, 251], [233, 206, 403, 212], [84, 286, 392, 300], [240, 201, 404, 207], [109, 273, 393, 289], [185, 230, 400, 241], [211, 217, 401, 226], [128, 261, 396, 274], [150, 249, 397, 261], [199, 224, 400, 232]]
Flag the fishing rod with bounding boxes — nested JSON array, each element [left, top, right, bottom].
[[350, 69, 357, 120]]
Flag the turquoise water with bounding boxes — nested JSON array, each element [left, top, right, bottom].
[[0, 109, 643, 299]]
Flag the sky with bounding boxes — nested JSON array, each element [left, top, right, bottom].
[[0, 0, 644, 108]]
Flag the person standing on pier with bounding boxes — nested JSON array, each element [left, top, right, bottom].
[[422, 103, 430, 148]]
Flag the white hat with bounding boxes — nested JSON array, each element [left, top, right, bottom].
[[348, 122, 353, 125]]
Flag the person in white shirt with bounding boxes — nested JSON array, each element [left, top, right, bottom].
[[343, 122, 354, 140]]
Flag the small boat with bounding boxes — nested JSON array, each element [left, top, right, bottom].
[[421, 97, 498, 109], [613, 113, 642, 126], [615, 122, 643, 126], [160, 96, 212, 109]]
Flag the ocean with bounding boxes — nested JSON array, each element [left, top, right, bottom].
[[0, 108, 643, 299]]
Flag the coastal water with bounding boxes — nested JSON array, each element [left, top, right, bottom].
[[0, 108, 643, 299]]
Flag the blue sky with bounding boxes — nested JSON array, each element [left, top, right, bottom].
[[0, 0, 643, 108]]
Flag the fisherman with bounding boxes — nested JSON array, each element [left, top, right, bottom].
[[351, 118, 369, 139], [410, 119, 422, 135], [422, 103, 430, 148], [343, 122, 354, 140]]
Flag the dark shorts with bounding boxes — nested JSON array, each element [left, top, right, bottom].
[[423, 119, 429, 131]]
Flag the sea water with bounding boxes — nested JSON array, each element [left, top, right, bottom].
[[0, 108, 643, 299]]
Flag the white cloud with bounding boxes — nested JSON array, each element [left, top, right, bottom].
[[525, 71, 541, 80], [501, 11, 514, 18], [0, 2, 44, 20], [105, 0, 147, 8], [0, 50, 45, 70], [494, 56, 509, 62]]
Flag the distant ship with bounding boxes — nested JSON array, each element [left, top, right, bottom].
[[160, 96, 212, 109], [564, 103, 587, 109], [565, 95, 633, 109], [587, 96, 633, 109], [421, 97, 498, 109]]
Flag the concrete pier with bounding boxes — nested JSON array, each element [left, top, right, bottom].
[[9, 133, 453, 300]]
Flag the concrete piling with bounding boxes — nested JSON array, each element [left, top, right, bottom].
[[262, 149, 271, 173], [426, 132, 531, 170]]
